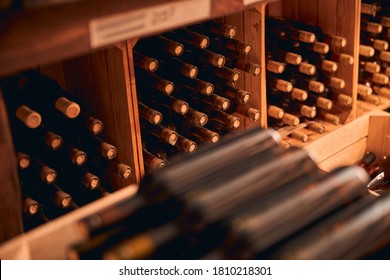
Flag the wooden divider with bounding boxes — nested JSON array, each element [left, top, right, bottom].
[[0, 88, 23, 243]]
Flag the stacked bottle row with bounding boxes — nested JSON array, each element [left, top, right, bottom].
[[265, 15, 355, 143], [358, 0, 390, 106], [132, 20, 262, 171], [1, 70, 132, 232], [66, 127, 390, 260]]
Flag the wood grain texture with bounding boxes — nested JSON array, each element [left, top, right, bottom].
[[0, 87, 23, 243], [366, 116, 390, 159]]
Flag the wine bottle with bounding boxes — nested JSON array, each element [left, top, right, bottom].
[[199, 65, 240, 83], [174, 89, 230, 112], [316, 110, 340, 125], [227, 101, 261, 122], [135, 35, 184, 57], [266, 59, 286, 74], [13, 71, 81, 119], [155, 56, 198, 79], [361, 20, 383, 34], [187, 21, 237, 39], [163, 28, 210, 49], [22, 193, 41, 217], [267, 73, 294, 93], [143, 149, 167, 170], [207, 109, 241, 130], [169, 119, 220, 144], [139, 89, 189, 115], [223, 165, 369, 259], [16, 151, 31, 170], [208, 36, 252, 56], [135, 69, 175, 95], [359, 59, 381, 74], [141, 120, 178, 145], [269, 86, 308, 102], [268, 94, 317, 120], [359, 44, 376, 58], [138, 102, 163, 125], [266, 40, 303, 66], [266, 16, 316, 44], [285, 73, 325, 93], [133, 50, 159, 73], [360, 33, 389, 52], [214, 84, 251, 104], [180, 45, 226, 68]]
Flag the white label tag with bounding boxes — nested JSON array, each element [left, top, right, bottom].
[[90, 0, 211, 49]]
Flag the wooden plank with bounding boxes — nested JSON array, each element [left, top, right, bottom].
[[0, 87, 24, 244], [366, 116, 390, 159], [317, 137, 367, 172], [0, 184, 137, 259], [298, 0, 318, 25]]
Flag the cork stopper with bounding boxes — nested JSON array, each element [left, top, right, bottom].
[[173, 44, 184, 56], [158, 81, 174, 94], [148, 60, 158, 72], [330, 77, 345, 89], [308, 81, 325, 93], [282, 113, 299, 126], [147, 110, 162, 125], [69, 148, 87, 165], [291, 130, 309, 143], [247, 108, 261, 121], [299, 62, 316, 76], [223, 25, 237, 38], [285, 52, 302, 65], [267, 60, 286, 74], [150, 157, 166, 170], [291, 88, 308, 101], [313, 42, 330, 54], [237, 61, 261, 76], [39, 166, 57, 184], [215, 97, 230, 111], [23, 198, 40, 215], [379, 51, 390, 63], [87, 117, 104, 134], [385, 67, 390, 77], [364, 22, 382, 34], [298, 30, 316, 43], [173, 100, 189, 115], [231, 71, 240, 82], [336, 93, 353, 107], [359, 45, 375, 57], [199, 83, 214, 95], [55, 191, 72, 208], [338, 54, 354, 66], [320, 112, 340, 125], [357, 84, 373, 96], [82, 173, 100, 190], [55, 97, 80, 119], [199, 37, 210, 49], [225, 115, 241, 130], [276, 79, 293, 93], [307, 122, 325, 134], [372, 73, 389, 85], [331, 36, 347, 48], [211, 55, 226, 68], [160, 128, 178, 145], [364, 95, 381, 106], [114, 163, 132, 179], [243, 44, 252, 55], [300, 105, 317, 118], [268, 105, 284, 119], [375, 86, 390, 99], [180, 138, 197, 153], [206, 131, 220, 143], [100, 143, 117, 160], [16, 105, 42, 129], [364, 62, 380, 73], [181, 64, 198, 78], [279, 140, 291, 150], [16, 152, 31, 170], [238, 90, 251, 104], [44, 132, 63, 150], [361, 3, 377, 16], [322, 60, 338, 73], [316, 97, 334, 110], [380, 16, 390, 28], [373, 39, 389, 51]]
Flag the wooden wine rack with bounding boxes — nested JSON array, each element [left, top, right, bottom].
[[1, 0, 389, 258]]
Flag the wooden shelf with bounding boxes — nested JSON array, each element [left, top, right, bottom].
[[0, 0, 270, 77]]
